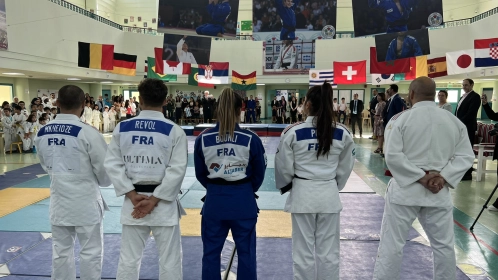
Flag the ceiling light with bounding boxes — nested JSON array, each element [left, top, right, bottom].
[[100, 81, 113, 84], [481, 79, 496, 81], [2, 72, 25, 76], [67, 78, 81, 81], [256, 83, 265, 85]]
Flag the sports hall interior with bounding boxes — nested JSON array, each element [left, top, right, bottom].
[[1, 0, 498, 279]]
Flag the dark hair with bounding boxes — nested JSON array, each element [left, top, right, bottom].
[[85, 101, 90, 105], [44, 107, 51, 111], [19, 101, 25, 104], [3, 107, 11, 112], [2, 101, 9, 107], [390, 84, 399, 93], [341, 97, 345, 100], [377, 92, 386, 101], [138, 78, 168, 106], [306, 82, 336, 158], [438, 90, 448, 98], [39, 117, 46, 123], [463, 78, 474, 86], [58, 85, 85, 110], [13, 105, 21, 111]]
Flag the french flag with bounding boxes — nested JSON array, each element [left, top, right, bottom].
[[154, 47, 191, 75], [197, 62, 229, 84], [474, 38, 498, 67]]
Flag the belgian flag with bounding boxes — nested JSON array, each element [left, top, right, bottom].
[[108, 53, 137, 76], [78, 42, 114, 70]]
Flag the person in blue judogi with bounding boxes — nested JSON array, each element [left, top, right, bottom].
[[196, 0, 231, 37], [385, 31, 423, 61], [276, 0, 300, 40], [368, 0, 418, 33], [194, 88, 267, 280]]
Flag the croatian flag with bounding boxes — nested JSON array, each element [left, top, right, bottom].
[[308, 69, 337, 88], [198, 62, 229, 84], [474, 38, 498, 67]]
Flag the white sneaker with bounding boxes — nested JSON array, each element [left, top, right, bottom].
[[489, 205, 498, 212]]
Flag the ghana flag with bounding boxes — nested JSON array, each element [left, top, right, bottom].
[[231, 71, 256, 90], [108, 53, 137, 76], [78, 42, 114, 70]]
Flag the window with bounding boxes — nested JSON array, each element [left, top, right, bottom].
[[0, 84, 13, 103]]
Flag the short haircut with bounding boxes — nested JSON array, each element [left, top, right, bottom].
[[13, 105, 21, 111], [58, 85, 85, 110], [19, 101, 25, 104], [341, 97, 345, 100], [439, 90, 448, 98], [138, 78, 168, 106], [463, 78, 474, 85], [390, 84, 399, 92], [3, 107, 11, 112], [44, 107, 51, 111]]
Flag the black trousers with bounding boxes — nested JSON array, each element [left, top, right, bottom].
[[351, 114, 362, 135], [204, 110, 212, 123]]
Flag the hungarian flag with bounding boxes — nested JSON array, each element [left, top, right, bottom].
[[446, 50, 475, 75], [427, 57, 447, 78], [108, 53, 137, 76], [474, 38, 498, 67], [188, 67, 215, 88], [333, 60, 366, 85], [145, 57, 177, 81], [154, 47, 191, 75], [395, 56, 428, 81], [78, 42, 114, 70], [370, 47, 410, 74], [198, 62, 229, 84], [232, 71, 257, 90]]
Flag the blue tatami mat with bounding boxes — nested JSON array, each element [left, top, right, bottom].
[[11, 175, 50, 188], [0, 164, 46, 190], [0, 232, 45, 265]]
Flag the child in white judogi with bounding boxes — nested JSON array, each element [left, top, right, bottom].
[[23, 114, 38, 152], [108, 106, 116, 132], [1, 108, 18, 153], [102, 106, 110, 133], [92, 105, 101, 131], [84, 101, 93, 126]]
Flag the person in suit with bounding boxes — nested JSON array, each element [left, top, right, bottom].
[[350, 93, 364, 137], [369, 89, 379, 139], [480, 94, 498, 212], [383, 84, 405, 126], [455, 78, 481, 181]]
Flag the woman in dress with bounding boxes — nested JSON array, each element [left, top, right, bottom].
[[373, 92, 387, 154]]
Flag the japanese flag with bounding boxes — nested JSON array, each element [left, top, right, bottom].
[[446, 50, 475, 75]]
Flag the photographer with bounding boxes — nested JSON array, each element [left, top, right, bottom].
[[480, 94, 498, 212]]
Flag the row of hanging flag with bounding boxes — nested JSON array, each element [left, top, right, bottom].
[[77, 42, 138, 76]]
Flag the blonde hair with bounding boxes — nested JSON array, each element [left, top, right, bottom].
[[217, 88, 243, 138]]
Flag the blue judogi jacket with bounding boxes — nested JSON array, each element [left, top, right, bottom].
[[207, 1, 231, 25], [385, 35, 423, 61], [275, 0, 300, 29], [368, 0, 417, 32]]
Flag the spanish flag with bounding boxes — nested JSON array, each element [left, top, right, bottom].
[[427, 57, 447, 78], [231, 71, 257, 90], [108, 53, 137, 76], [78, 42, 114, 70]]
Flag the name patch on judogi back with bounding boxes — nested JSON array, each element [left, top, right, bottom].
[[38, 124, 82, 137], [295, 128, 344, 141], [120, 119, 173, 136]]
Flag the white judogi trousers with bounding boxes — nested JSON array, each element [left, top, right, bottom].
[[51, 223, 103, 280], [291, 213, 340, 280], [3, 131, 17, 152], [240, 111, 245, 123], [22, 135, 33, 151], [373, 189, 456, 280], [103, 119, 109, 133], [117, 224, 182, 280]]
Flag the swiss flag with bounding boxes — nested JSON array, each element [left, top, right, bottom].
[[333, 61, 367, 85]]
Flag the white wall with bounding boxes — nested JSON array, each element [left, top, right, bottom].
[[115, 0, 158, 26]]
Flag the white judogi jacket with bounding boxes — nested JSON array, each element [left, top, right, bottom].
[[104, 110, 188, 226], [384, 101, 474, 207], [177, 38, 197, 64], [84, 107, 93, 123], [275, 117, 355, 213], [1, 115, 16, 134], [274, 44, 297, 69], [34, 114, 111, 226]]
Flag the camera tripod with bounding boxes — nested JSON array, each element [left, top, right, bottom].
[[470, 183, 498, 232]]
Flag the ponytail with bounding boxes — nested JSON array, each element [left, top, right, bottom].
[[306, 82, 336, 158], [217, 88, 243, 138]]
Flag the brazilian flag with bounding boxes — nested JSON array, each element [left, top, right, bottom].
[[146, 57, 177, 81]]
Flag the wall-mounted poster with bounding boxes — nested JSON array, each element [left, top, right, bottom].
[[0, 0, 7, 50], [124, 18, 128, 24], [138, 16, 142, 22], [352, 0, 443, 37], [157, 0, 240, 39], [130, 16, 134, 22], [375, 28, 430, 62], [152, 18, 157, 24], [163, 33, 212, 65], [144, 22, 147, 27], [253, 0, 337, 40]]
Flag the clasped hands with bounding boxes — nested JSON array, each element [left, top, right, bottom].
[[126, 191, 160, 219], [418, 173, 446, 194]]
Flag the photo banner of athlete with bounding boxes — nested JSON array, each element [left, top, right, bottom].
[[263, 37, 315, 75], [163, 33, 212, 66], [157, 0, 240, 38], [374, 28, 430, 62], [253, 0, 337, 40], [0, 0, 7, 50], [351, 0, 443, 37]]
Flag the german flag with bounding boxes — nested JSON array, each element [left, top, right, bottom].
[[427, 57, 447, 78], [231, 71, 256, 91], [78, 42, 114, 70], [108, 53, 137, 76]]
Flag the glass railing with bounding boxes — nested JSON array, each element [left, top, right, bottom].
[[48, 0, 498, 39]]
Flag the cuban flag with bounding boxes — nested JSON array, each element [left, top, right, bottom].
[[474, 38, 498, 67], [309, 69, 337, 88], [197, 62, 229, 84]]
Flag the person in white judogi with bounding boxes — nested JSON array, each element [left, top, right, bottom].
[[274, 40, 298, 70], [84, 101, 93, 126], [177, 36, 197, 64], [275, 82, 355, 280], [109, 106, 117, 132], [373, 77, 475, 280], [22, 114, 38, 152], [34, 85, 111, 280], [104, 78, 187, 280], [1, 108, 18, 153], [92, 105, 101, 131], [103, 106, 110, 133]]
